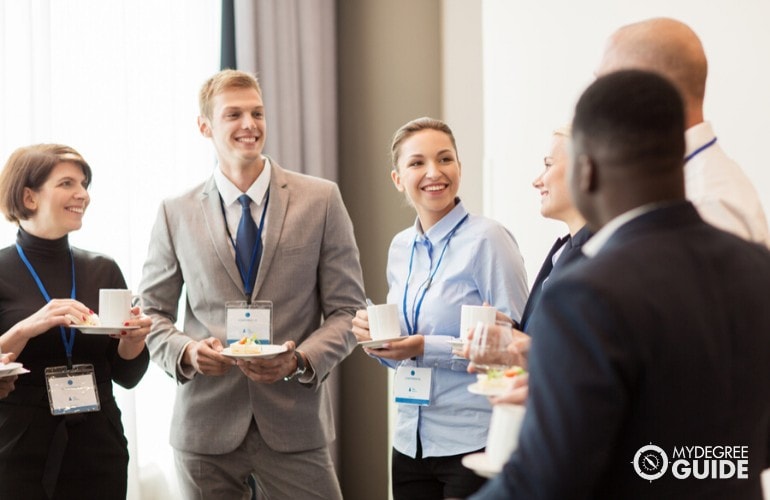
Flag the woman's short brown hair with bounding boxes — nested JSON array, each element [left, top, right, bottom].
[[0, 144, 92, 224]]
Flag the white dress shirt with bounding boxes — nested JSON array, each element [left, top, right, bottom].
[[213, 157, 272, 253], [685, 122, 770, 247]]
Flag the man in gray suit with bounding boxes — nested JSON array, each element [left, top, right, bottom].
[[139, 69, 365, 499]]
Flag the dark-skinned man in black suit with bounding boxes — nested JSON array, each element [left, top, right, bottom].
[[471, 70, 770, 499]]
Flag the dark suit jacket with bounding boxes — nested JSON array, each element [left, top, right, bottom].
[[472, 202, 770, 499], [520, 225, 591, 331]]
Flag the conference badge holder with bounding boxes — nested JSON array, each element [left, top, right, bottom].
[[226, 300, 273, 345], [394, 366, 432, 406], [45, 364, 100, 416]]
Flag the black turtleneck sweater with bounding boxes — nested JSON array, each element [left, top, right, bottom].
[[0, 228, 149, 389]]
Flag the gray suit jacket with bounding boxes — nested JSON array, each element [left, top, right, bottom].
[[139, 160, 365, 454]]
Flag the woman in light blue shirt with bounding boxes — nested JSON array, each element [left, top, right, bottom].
[[352, 117, 528, 499]]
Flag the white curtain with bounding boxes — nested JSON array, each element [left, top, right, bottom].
[[233, 0, 338, 181], [0, 1, 220, 498]]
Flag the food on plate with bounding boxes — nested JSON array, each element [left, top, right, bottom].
[[476, 366, 526, 391], [230, 335, 263, 354], [67, 311, 101, 326]]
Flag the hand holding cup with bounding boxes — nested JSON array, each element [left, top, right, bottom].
[[469, 322, 516, 374]]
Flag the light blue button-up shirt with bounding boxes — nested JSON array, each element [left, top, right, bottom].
[[383, 201, 528, 458]]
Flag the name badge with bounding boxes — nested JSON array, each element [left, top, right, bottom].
[[394, 366, 432, 406], [45, 364, 100, 416], [226, 300, 272, 345]]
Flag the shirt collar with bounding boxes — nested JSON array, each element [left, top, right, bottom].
[[413, 198, 467, 243], [684, 121, 715, 159], [582, 203, 661, 257], [213, 157, 272, 206]]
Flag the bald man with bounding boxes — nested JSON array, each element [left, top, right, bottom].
[[596, 17, 770, 247]]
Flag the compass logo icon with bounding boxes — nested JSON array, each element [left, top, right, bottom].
[[633, 444, 668, 481]]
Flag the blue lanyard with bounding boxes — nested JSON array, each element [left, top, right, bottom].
[[685, 137, 717, 163], [402, 214, 469, 335], [16, 243, 77, 369], [219, 189, 270, 298]]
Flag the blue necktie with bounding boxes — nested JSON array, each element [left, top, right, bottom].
[[236, 194, 259, 291]]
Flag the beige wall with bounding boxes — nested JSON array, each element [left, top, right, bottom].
[[337, 0, 442, 498]]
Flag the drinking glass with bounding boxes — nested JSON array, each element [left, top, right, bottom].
[[469, 321, 515, 376]]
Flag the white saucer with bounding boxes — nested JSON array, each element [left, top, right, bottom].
[[221, 344, 287, 359], [467, 382, 511, 397], [0, 362, 23, 373], [77, 325, 141, 335], [0, 367, 30, 378], [0, 362, 29, 378], [358, 336, 407, 349], [462, 452, 501, 478]]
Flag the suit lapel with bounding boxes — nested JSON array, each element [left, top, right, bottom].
[[553, 225, 591, 271], [199, 176, 244, 290], [521, 234, 569, 328], [251, 162, 289, 299]]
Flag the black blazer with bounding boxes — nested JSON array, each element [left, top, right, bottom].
[[473, 202, 770, 499], [520, 225, 591, 332]]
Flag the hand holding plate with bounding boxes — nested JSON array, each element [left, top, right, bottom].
[[237, 341, 296, 383], [184, 336, 235, 376]]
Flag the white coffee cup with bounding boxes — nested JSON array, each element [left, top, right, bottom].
[[366, 303, 401, 341], [460, 305, 496, 341], [485, 403, 526, 471], [99, 289, 141, 327]]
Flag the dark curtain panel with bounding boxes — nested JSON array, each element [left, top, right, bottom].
[[221, 0, 237, 69]]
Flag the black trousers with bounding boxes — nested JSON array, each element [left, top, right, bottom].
[[392, 437, 487, 500]]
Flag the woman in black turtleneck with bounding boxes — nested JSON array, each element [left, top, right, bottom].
[[0, 144, 151, 499]]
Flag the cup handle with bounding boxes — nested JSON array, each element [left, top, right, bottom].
[[131, 294, 144, 313]]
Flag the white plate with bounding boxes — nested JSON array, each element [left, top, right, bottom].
[[77, 325, 141, 335], [0, 362, 23, 373], [462, 452, 501, 478], [0, 366, 29, 378], [467, 381, 512, 397], [358, 336, 407, 349], [221, 344, 288, 359]]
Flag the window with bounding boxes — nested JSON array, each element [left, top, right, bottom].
[[1, 2, 220, 498]]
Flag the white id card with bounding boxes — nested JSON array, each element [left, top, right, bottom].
[[226, 300, 272, 345], [45, 364, 100, 416], [394, 366, 432, 406]]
